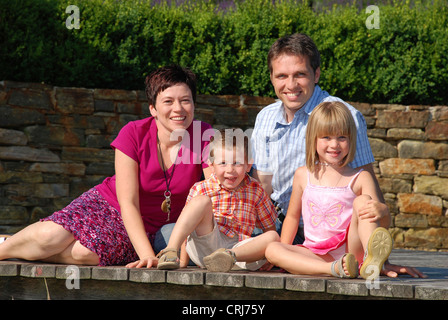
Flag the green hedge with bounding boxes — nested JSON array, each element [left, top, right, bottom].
[[1, 0, 447, 104]]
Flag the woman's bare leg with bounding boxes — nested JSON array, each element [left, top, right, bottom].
[[0, 221, 99, 265]]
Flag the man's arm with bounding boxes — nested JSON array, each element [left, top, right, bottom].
[[252, 169, 273, 196]]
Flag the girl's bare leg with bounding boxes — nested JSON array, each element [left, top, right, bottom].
[[347, 195, 380, 263], [0, 221, 99, 265], [265, 242, 349, 276]]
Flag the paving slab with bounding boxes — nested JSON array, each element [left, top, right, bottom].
[[0, 249, 447, 300]]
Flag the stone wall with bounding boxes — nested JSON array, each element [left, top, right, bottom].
[[0, 81, 447, 251]]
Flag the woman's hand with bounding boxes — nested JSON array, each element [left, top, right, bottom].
[[126, 256, 158, 268]]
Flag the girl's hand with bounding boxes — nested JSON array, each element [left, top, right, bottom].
[[126, 256, 158, 268], [358, 200, 388, 222]]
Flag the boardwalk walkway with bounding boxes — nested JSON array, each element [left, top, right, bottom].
[[0, 249, 447, 300]]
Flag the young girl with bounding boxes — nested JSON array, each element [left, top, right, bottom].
[[265, 101, 393, 280]]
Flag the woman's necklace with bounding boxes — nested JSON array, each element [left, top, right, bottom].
[[157, 134, 181, 222]]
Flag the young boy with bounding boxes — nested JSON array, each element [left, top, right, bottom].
[[156, 129, 279, 272]]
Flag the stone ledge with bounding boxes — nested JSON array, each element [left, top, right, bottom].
[[1, 249, 447, 300]]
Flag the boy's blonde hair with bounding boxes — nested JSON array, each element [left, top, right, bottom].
[[209, 128, 250, 164], [306, 101, 357, 172]]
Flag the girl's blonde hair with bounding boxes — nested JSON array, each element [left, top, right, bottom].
[[305, 101, 357, 172]]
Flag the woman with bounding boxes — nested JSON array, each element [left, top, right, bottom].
[[0, 65, 213, 268]]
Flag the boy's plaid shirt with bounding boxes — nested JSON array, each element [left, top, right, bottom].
[[186, 173, 277, 241]]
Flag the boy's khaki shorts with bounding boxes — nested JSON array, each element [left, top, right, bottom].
[[185, 219, 266, 271]]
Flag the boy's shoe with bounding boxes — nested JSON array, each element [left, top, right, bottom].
[[203, 248, 236, 272], [157, 248, 180, 270], [360, 227, 393, 280]]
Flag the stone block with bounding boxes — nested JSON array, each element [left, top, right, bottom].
[[91, 267, 129, 281], [194, 108, 214, 125], [415, 286, 448, 300], [136, 90, 147, 101], [56, 265, 92, 279], [29, 162, 86, 176], [245, 273, 284, 289], [404, 228, 448, 249], [368, 138, 397, 159], [397, 193, 442, 215], [25, 125, 85, 147], [47, 114, 106, 130], [369, 282, 414, 299], [129, 269, 166, 283], [395, 213, 428, 228], [0, 146, 60, 162], [379, 158, 435, 176], [213, 107, 251, 128], [414, 176, 448, 199], [8, 89, 52, 110], [93, 88, 136, 100], [426, 121, 448, 140], [166, 269, 205, 285], [0, 171, 43, 184], [86, 134, 113, 148], [0, 262, 19, 276], [197, 94, 240, 106], [0, 128, 27, 145], [427, 215, 448, 227], [21, 264, 56, 278], [398, 140, 448, 160], [61, 147, 114, 163], [377, 177, 412, 194], [439, 161, 448, 178], [242, 94, 276, 107], [367, 128, 387, 138], [85, 162, 114, 176], [34, 183, 69, 198], [326, 280, 368, 296], [104, 114, 139, 134], [54, 87, 94, 115], [285, 276, 326, 292], [376, 110, 429, 128], [94, 99, 115, 112], [205, 272, 245, 287], [429, 106, 448, 121], [68, 176, 105, 197], [117, 102, 141, 114], [387, 128, 426, 140], [0, 205, 28, 225], [0, 106, 46, 128], [348, 101, 375, 116]]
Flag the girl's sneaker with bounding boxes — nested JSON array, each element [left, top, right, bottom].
[[360, 227, 393, 280]]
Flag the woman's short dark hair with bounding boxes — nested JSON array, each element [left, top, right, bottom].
[[144, 65, 197, 106]]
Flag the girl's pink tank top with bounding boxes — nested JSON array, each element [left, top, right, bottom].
[[301, 169, 363, 255]]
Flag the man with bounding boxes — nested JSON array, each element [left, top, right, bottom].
[[251, 33, 424, 278]]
